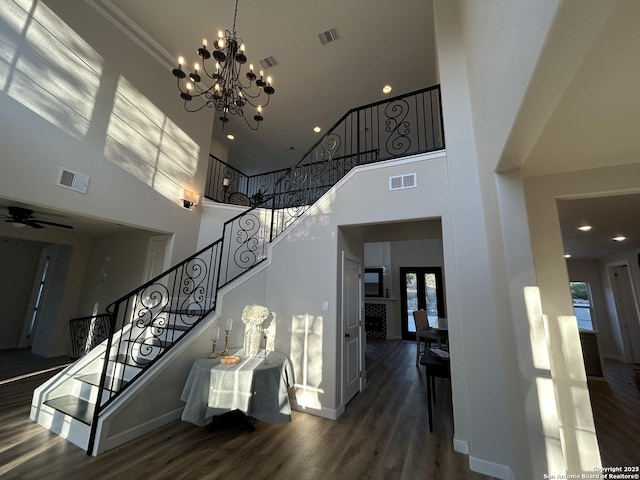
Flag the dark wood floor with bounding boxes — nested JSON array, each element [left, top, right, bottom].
[[0, 342, 494, 480], [587, 359, 640, 467], [1, 343, 638, 479]]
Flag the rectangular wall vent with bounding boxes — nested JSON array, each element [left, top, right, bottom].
[[389, 173, 417, 191], [259, 56, 279, 69], [57, 167, 90, 194], [318, 27, 341, 46]]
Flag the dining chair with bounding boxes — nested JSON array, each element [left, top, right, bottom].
[[413, 309, 441, 366]]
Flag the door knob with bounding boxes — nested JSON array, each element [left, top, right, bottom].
[[345, 332, 351, 338]]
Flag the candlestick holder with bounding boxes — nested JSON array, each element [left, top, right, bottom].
[[209, 339, 218, 358], [221, 329, 231, 356]]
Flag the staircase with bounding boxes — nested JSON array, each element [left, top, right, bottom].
[[30, 85, 445, 455]]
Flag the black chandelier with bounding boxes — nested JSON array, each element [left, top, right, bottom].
[[171, 0, 276, 130]]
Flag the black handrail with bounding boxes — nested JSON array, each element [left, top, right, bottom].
[[85, 85, 444, 455]]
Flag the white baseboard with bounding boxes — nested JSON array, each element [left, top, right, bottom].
[[453, 437, 469, 454], [290, 399, 341, 420], [454, 438, 513, 480], [469, 455, 514, 480]]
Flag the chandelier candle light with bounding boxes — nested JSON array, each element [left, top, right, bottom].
[[171, 0, 276, 130]]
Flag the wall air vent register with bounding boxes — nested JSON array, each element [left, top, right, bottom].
[[389, 173, 417, 191]]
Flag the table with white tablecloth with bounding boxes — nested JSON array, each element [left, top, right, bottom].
[[180, 350, 293, 427]]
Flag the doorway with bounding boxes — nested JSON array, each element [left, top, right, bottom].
[[608, 263, 640, 363], [342, 252, 363, 406], [400, 267, 444, 340]]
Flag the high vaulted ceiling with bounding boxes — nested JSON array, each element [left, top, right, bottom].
[[4, 0, 640, 259], [103, 0, 437, 174]]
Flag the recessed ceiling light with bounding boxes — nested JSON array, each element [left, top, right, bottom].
[[578, 225, 592, 231], [564, 254, 571, 258], [313, 126, 321, 133], [612, 235, 626, 242], [382, 85, 392, 94], [226, 134, 235, 140]]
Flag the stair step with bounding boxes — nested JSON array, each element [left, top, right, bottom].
[[150, 321, 190, 331], [162, 309, 205, 315], [76, 373, 129, 391], [44, 395, 95, 425], [123, 338, 173, 348], [109, 353, 153, 366]]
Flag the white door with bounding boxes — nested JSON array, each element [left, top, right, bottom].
[[143, 235, 171, 283], [342, 252, 362, 406], [611, 264, 640, 363]]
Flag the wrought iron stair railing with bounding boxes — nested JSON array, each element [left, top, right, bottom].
[[69, 314, 111, 359], [206, 85, 444, 209], [80, 85, 443, 455]]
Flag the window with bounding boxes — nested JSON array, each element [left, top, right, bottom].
[[364, 268, 384, 297], [570, 281, 595, 331]]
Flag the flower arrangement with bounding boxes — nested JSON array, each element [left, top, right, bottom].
[[241, 304, 270, 327]]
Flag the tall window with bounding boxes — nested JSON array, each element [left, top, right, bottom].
[[570, 281, 595, 331], [29, 256, 51, 338]]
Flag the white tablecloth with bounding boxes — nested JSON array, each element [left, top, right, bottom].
[[180, 350, 293, 426]]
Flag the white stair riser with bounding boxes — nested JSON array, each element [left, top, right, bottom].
[[106, 361, 142, 381], [71, 380, 113, 404], [31, 403, 90, 451]]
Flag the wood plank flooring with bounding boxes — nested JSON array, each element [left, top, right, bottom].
[[0, 342, 493, 480], [2, 343, 637, 479], [587, 359, 640, 467]]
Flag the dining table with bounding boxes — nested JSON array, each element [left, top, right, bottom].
[[180, 350, 293, 429]]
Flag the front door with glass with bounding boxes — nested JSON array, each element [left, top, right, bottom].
[[400, 267, 445, 340]]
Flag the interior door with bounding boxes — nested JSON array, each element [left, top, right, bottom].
[[143, 235, 171, 283], [342, 252, 362, 405], [611, 264, 640, 363], [400, 267, 445, 340]]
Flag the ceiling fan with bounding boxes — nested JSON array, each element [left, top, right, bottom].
[[2, 206, 74, 230]]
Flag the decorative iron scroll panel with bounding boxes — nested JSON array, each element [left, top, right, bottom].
[[69, 314, 111, 359]]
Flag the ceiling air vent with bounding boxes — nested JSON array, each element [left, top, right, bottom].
[[57, 167, 90, 194], [259, 56, 279, 69], [318, 27, 341, 46], [389, 173, 417, 191]]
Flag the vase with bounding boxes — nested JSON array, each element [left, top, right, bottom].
[[245, 325, 263, 358]]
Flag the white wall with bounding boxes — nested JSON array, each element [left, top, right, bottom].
[[434, 3, 522, 478], [264, 153, 453, 417], [0, 0, 211, 264], [524, 164, 640, 474], [0, 1, 220, 355], [76, 230, 161, 316]]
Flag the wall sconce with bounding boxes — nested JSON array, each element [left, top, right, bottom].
[[180, 189, 200, 209]]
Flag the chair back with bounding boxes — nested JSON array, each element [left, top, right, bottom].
[[412, 310, 431, 332]]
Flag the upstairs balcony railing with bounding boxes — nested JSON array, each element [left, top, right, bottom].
[[205, 85, 444, 214], [84, 85, 443, 455]]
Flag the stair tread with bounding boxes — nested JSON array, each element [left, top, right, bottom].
[[149, 321, 190, 331], [162, 309, 205, 314], [75, 373, 129, 390], [44, 395, 94, 425], [109, 353, 153, 366], [124, 338, 174, 347]]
